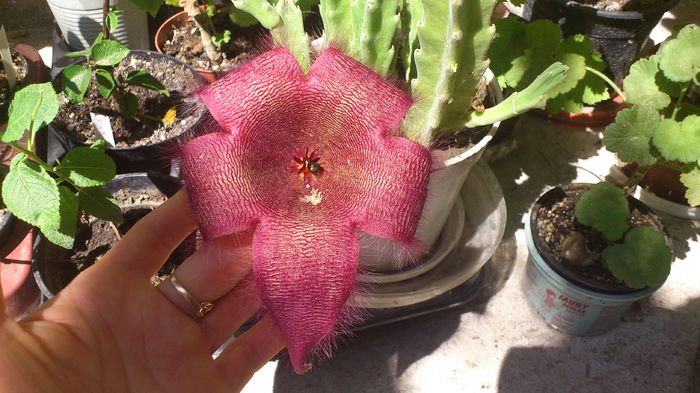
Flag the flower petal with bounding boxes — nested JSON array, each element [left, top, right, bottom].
[[198, 47, 304, 135], [253, 215, 358, 374]]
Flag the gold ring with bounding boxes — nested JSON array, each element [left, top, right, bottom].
[[170, 274, 213, 319]]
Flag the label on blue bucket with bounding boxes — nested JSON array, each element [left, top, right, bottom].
[[525, 255, 632, 336]]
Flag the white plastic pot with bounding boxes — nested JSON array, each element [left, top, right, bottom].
[[46, 0, 149, 51], [360, 71, 504, 272]]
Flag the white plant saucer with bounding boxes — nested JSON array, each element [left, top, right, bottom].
[[354, 162, 507, 309]]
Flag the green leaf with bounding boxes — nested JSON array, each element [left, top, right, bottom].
[[652, 116, 700, 163], [120, 92, 139, 118], [3, 82, 59, 143], [603, 105, 661, 166], [657, 24, 700, 83], [603, 226, 672, 289], [79, 186, 123, 224], [61, 64, 93, 104], [106, 8, 123, 34], [623, 55, 684, 110], [41, 185, 79, 249], [127, 0, 164, 16], [2, 157, 61, 230], [575, 182, 629, 242], [680, 167, 700, 206], [90, 40, 130, 66], [95, 69, 116, 99], [489, 17, 528, 89], [90, 139, 107, 152], [125, 70, 169, 96], [56, 147, 116, 187], [65, 48, 91, 60], [211, 30, 232, 51]]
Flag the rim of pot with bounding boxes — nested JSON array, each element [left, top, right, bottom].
[[51, 50, 207, 151], [545, 0, 678, 20], [528, 182, 669, 295]]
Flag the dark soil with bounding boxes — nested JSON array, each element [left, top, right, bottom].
[[577, 0, 675, 11], [0, 49, 28, 120], [53, 53, 202, 148], [40, 188, 196, 294], [163, 11, 260, 72], [533, 185, 660, 292]]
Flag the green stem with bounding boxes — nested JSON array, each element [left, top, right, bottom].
[[585, 66, 625, 102], [623, 164, 647, 194], [672, 82, 690, 120], [7, 142, 81, 191]]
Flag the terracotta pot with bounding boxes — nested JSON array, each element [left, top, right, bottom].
[[2, 232, 41, 319], [533, 93, 627, 127], [359, 70, 504, 272], [154, 10, 218, 83]]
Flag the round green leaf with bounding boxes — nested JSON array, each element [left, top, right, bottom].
[[652, 116, 700, 163], [603, 105, 661, 166], [56, 147, 116, 187], [680, 168, 700, 207], [624, 56, 675, 110], [79, 186, 123, 224], [602, 226, 672, 289], [658, 24, 700, 83], [2, 157, 61, 230], [3, 82, 59, 143], [90, 40, 130, 66], [575, 182, 629, 242], [61, 63, 93, 104]]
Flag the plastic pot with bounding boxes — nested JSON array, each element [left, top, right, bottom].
[[359, 70, 504, 272], [46, 0, 149, 51], [33, 172, 192, 298], [523, 0, 679, 86], [49, 50, 206, 174], [524, 184, 668, 335]]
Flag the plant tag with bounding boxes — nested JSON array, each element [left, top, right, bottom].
[[90, 112, 116, 147], [0, 26, 17, 90]]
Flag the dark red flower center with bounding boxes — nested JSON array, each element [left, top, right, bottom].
[[290, 147, 324, 185]]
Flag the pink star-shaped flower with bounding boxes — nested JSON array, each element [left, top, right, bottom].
[[180, 47, 431, 373]]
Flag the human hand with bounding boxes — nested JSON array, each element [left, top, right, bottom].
[[0, 190, 285, 393]]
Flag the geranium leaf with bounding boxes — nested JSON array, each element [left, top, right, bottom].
[[575, 182, 629, 242], [652, 116, 700, 163], [681, 167, 700, 207], [603, 226, 672, 289], [42, 185, 79, 249], [658, 24, 700, 83], [624, 55, 678, 110], [603, 105, 661, 166], [56, 147, 116, 187]]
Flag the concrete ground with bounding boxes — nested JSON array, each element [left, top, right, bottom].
[[2, 1, 699, 392]]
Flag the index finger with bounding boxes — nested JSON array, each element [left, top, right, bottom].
[[105, 189, 198, 278]]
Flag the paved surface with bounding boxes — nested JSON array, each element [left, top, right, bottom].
[[3, 2, 699, 392]]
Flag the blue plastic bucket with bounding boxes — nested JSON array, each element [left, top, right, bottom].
[[523, 216, 659, 336]]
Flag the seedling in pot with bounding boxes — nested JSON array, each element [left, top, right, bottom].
[[602, 24, 700, 205], [0, 82, 121, 249], [572, 182, 672, 289]]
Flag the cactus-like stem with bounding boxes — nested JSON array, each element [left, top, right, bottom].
[[400, 0, 422, 81], [465, 62, 569, 128], [271, 0, 310, 73], [403, 0, 497, 145], [232, 0, 281, 29], [319, 0, 353, 45]]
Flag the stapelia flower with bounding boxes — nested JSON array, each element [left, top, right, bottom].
[[180, 47, 431, 373]]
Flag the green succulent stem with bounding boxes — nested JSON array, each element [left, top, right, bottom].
[[466, 62, 569, 128], [672, 82, 690, 120], [585, 66, 625, 101]]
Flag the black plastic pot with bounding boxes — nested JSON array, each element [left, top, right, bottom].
[[32, 172, 194, 298], [523, 0, 678, 85], [48, 49, 206, 173]]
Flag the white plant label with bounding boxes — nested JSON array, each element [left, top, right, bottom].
[[90, 112, 116, 147], [0, 26, 17, 90]]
